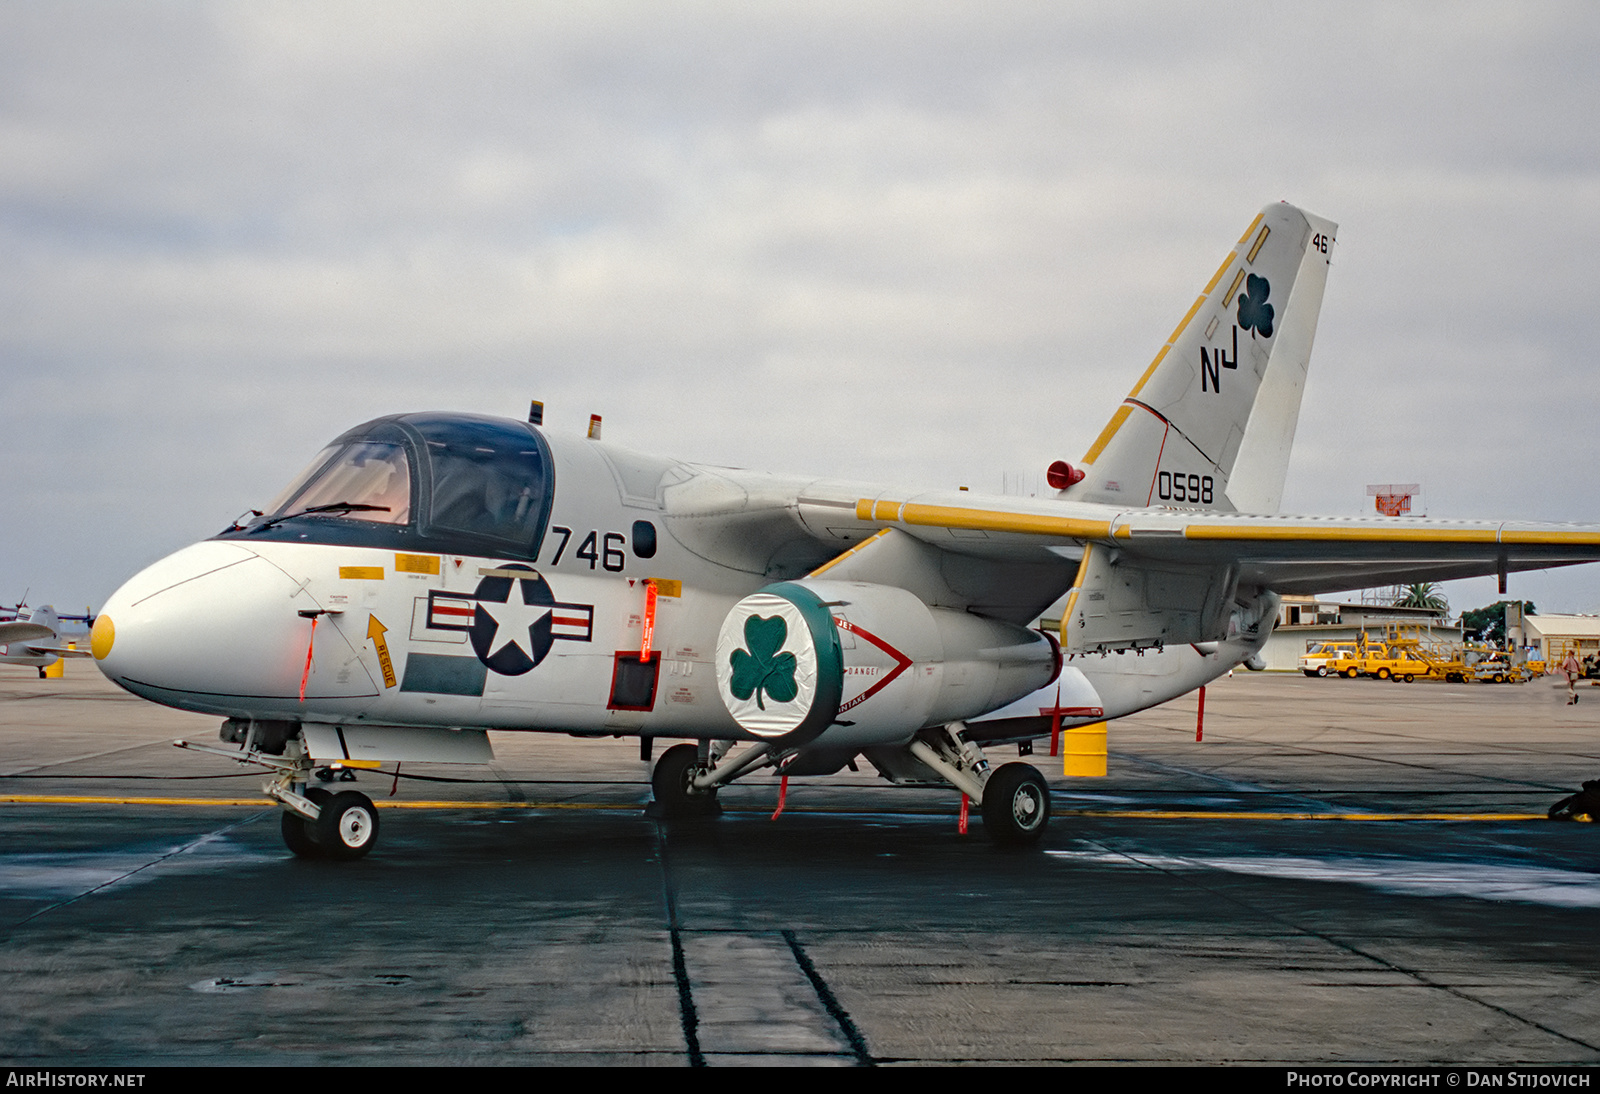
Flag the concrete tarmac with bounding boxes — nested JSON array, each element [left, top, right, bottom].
[[1, 664, 1599, 1065]]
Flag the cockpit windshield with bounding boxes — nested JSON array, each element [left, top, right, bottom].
[[414, 417, 545, 547], [230, 412, 553, 560], [265, 441, 412, 525]]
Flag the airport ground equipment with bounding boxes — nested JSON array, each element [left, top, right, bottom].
[[1299, 640, 1358, 676]]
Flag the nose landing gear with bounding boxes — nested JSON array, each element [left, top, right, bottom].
[[176, 732, 382, 860]]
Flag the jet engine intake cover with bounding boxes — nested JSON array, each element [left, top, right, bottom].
[[714, 582, 843, 744]]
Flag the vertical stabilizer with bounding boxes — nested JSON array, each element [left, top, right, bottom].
[[1069, 203, 1336, 512]]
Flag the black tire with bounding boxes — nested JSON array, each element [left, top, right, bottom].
[[281, 786, 332, 858], [652, 743, 718, 816], [1316, 666, 1329, 677], [1376, 667, 1390, 680], [281, 811, 321, 857], [980, 763, 1051, 846], [1403, 674, 1415, 683], [1344, 668, 1358, 679], [313, 790, 379, 860]]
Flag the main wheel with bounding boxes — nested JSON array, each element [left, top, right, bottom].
[[313, 790, 379, 860], [980, 763, 1051, 846], [652, 743, 718, 816], [281, 786, 331, 858]]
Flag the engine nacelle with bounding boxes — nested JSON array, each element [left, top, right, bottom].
[[714, 579, 1059, 750]]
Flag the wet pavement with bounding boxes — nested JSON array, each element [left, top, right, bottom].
[[1, 665, 1598, 1065]]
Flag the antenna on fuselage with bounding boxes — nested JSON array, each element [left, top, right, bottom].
[[528, 400, 544, 426], [587, 414, 602, 440]]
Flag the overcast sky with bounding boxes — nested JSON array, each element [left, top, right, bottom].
[[4, 1, 1598, 618]]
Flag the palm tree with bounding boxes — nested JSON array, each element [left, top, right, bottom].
[[1394, 582, 1448, 612]]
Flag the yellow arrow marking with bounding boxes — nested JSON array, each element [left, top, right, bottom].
[[367, 614, 397, 689]]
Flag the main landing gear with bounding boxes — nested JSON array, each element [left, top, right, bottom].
[[647, 724, 1052, 846]]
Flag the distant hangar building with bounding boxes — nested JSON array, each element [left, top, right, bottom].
[[1259, 596, 1459, 672], [1521, 614, 1600, 661]]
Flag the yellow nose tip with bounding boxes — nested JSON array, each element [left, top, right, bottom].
[[91, 615, 115, 660]]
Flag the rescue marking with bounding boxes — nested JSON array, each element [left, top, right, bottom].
[[367, 614, 397, 689]]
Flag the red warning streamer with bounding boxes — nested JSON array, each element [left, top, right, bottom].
[[298, 616, 318, 702], [640, 580, 658, 662]]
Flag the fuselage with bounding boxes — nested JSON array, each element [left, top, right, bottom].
[[92, 412, 1267, 744]]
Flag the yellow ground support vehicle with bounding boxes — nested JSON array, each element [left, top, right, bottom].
[[1322, 639, 1430, 680], [1358, 643, 1437, 682], [1299, 640, 1359, 677]]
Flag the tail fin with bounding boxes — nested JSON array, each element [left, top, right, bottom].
[[1069, 202, 1336, 513]]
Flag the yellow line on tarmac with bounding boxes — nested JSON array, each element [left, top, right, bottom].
[[0, 795, 637, 810], [0, 795, 271, 807], [0, 797, 1557, 822]]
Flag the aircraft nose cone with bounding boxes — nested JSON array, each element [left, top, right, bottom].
[[95, 542, 375, 713], [95, 541, 265, 693], [90, 614, 115, 661]]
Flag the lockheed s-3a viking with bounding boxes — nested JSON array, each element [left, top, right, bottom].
[[89, 203, 1600, 859]]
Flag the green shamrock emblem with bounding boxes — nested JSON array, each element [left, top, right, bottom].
[[1236, 273, 1274, 338], [728, 614, 799, 710]]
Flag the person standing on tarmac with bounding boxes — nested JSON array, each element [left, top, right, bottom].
[[1560, 649, 1582, 705]]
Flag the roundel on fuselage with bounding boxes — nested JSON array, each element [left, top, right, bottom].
[[468, 565, 557, 676]]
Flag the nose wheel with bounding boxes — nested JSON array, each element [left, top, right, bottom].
[[280, 788, 380, 860]]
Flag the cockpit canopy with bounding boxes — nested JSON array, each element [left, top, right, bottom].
[[223, 413, 554, 560]]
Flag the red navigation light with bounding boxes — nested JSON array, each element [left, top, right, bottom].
[[1046, 461, 1084, 491]]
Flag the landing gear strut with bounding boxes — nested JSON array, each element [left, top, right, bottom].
[[175, 732, 383, 860], [906, 725, 1052, 846]]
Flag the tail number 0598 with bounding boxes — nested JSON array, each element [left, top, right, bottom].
[[1157, 472, 1213, 504]]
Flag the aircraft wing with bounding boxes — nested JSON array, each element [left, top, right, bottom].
[[816, 490, 1600, 591], [22, 645, 93, 658], [794, 488, 1600, 651], [0, 621, 55, 645]]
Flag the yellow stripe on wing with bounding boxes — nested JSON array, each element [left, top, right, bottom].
[[807, 528, 892, 578], [854, 501, 1112, 540]]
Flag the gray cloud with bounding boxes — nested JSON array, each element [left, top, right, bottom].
[[3, 1, 1598, 616]]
